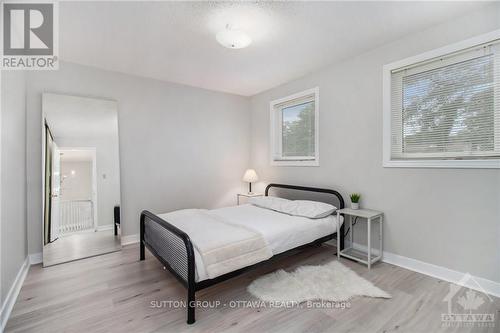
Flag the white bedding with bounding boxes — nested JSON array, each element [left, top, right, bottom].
[[193, 204, 344, 281], [157, 209, 272, 279]]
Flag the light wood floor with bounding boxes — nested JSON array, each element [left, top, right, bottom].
[[43, 230, 121, 267], [6, 243, 499, 333]]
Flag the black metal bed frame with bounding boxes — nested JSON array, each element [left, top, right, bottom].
[[139, 183, 345, 324]]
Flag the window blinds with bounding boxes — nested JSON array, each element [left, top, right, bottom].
[[390, 41, 500, 160]]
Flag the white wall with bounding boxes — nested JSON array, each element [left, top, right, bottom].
[[57, 136, 120, 227], [60, 161, 93, 201], [1, 71, 27, 304], [249, 5, 500, 283], [26, 62, 250, 254]]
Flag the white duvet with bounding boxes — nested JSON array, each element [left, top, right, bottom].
[[159, 204, 343, 282], [157, 208, 272, 279]]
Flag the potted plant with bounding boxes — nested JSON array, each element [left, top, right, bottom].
[[350, 193, 361, 210]]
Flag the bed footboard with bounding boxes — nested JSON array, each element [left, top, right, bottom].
[[139, 210, 196, 324]]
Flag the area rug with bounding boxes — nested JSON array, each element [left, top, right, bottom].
[[247, 260, 391, 302]]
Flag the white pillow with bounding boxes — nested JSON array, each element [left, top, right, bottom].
[[281, 200, 337, 219], [249, 197, 336, 219], [248, 196, 291, 212]]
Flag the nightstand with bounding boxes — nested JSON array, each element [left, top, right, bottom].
[[237, 193, 263, 205], [336, 208, 383, 270]]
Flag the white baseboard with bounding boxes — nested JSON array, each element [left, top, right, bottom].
[[1, 257, 30, 331], [29, 252, 42, 265], [97, 224, 114, 231], [121, 233, 139, 245], [350, 242, 500, 298]]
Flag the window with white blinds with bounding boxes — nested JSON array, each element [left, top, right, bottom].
[[270, 88, 319, 166], [384, 35, 500, 168]]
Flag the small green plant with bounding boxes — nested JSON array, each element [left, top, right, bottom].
[[350, 193, 361, 203]]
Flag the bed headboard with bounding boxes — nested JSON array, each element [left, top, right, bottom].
[[264, 183, 345, 209]]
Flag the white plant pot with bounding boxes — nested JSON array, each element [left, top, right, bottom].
[[351, 202, 359, 210]]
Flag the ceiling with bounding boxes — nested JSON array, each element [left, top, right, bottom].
[[60, 149, 94, 162], [60, 1, 490, 96], [44, 93, 118, 139]]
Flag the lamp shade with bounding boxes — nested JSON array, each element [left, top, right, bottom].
[[242, 169, 258, 183]]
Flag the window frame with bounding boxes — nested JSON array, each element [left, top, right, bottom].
[[270, 87, 320, 166], [383, 29, 500, 169]]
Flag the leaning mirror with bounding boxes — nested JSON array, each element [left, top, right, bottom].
[[42, 93, 121, 266]]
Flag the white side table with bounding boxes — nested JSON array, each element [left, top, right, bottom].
[[336, 208, 383, 270], [237, 193, 263, 205]]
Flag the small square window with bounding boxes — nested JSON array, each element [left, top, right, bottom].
[[270, 88, 319, 166]]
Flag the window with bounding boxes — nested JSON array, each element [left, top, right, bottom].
[[383, 32, 500, 168], [270, 88, 319, 166]]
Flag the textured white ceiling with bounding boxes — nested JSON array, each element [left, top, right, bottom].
[[60, 1, 489, 96], [44, 93, 118, 139]]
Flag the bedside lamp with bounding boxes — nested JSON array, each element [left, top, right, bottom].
[[242, 169, 258, 194]]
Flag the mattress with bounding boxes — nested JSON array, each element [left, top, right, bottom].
[[193, 204, 343, 281]]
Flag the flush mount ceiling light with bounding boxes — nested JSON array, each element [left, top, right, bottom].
[[216, 25, 252, 49]]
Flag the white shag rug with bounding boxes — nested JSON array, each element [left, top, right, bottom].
[[247, 261, 391, 302]]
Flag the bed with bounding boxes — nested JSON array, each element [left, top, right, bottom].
[[139, 183, 345, 324]]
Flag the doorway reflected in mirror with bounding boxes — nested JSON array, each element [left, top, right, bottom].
[[42, 93, 121, 266]]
